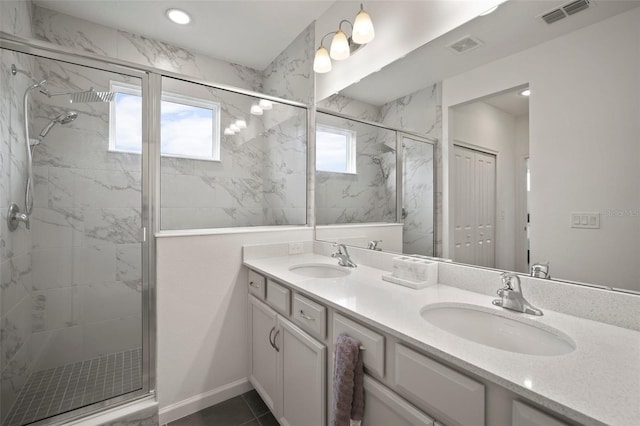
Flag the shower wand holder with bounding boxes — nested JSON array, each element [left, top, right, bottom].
[[7, 203, 30, 231]]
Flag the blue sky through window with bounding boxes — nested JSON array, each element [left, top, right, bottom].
[[112, 89, 218, 160], [316, 128, 353, 173]]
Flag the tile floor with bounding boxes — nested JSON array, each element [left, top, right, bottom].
[[4, 348, 142, 426], [168, 390, 277, 426]]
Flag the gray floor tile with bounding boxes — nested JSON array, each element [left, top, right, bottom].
[[169, 396, 254, 426], [257, 412, 279, 426], [242, 390, 269, 417]]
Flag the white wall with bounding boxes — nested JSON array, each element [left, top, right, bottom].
[[452, 102, 517, 271], [443, 8, 640, 290], [156, 228, 313, 424]]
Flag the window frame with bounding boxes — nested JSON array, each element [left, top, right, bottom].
[[315, 123, 357, 174], [109, 81, 221, 161]]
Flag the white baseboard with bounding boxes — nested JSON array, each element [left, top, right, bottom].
[[158, 378, 253, 425]]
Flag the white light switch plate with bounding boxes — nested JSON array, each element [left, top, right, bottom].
[[571, 212, 600, 229]]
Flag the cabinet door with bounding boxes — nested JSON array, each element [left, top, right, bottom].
[[248, 295, 279, 413], [512, 401, 568, 426], [363, 375, 434, 426], [276, 316, 326, 426]]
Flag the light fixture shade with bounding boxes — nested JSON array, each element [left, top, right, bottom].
[[224, 128, 235, 135], [235, 119, 247, 129], [520, 89, 531, 97], [330, 30, 350, 60], [250, 103, 263, 116], [229, 123, 240, 132], [313, 46, 332, 73], [352, 7, 374, 44], [258, 99, 273, 110]]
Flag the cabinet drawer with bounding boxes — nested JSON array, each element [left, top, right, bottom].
[[512, 401, 568, 426], [363, 375, 434, 426], [292, 293, 326, 339], [248, 269, 266, 299], [266, 280, 290, 315], [333, 313, 385, 378], [394, 344, 484, 426]]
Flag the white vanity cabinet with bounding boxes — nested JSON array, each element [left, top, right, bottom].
[[248, 294, 326, 426], [363, 375, 435, 426]]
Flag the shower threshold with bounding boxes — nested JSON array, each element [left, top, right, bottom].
[[4, 347, 142, 426]]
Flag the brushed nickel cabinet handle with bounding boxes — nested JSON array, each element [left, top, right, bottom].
[[249, 281, 260, 288], [299, 310, 315, 321]]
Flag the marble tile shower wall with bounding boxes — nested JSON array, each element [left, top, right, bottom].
[[29, 57, 142, 370], [315, 114, 397, 225], [0, 1, 35, 421], [381, 84, 442, 256], [31, 6, 312, 231]]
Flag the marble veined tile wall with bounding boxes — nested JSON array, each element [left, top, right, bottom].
[[381, 84, 442, 256], [0, 1, 35, 420], [315, 112, 397, 225], [27, 57, 143, 371]]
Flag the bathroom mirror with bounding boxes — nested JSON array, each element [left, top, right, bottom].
[[315, 0, 640, 293]]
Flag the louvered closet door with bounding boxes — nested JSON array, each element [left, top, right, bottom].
[[475, 152, 496, 268], [453, 146, 476, 264], [453, 146, 496, 267]]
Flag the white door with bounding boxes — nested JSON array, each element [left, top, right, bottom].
[[276, 316, 326, 426], [453, 146, 496, 268], [453, 146, 476, 264], [475, 151, 495, 268], [248, 295, 279, 414]]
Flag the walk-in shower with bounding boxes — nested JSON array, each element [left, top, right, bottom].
[[1, 48, 148, 426]]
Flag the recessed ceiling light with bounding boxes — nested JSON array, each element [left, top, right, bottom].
[[520, 89, 531, 97], [166, 9, 191, 25], [479, 5, 499, 16]]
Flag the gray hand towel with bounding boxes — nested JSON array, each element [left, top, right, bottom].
[[332, 333, 365, 426]]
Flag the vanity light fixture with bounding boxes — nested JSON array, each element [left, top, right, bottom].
[[250, 103, 263, 116], [235, 119, 247, 129], [258, 99, 273, 110], [224, 128, 235, 135], [479, 5, 499, 16], [229, 123, 240, 132], [520, 88, 531, 96], [166, 8, 191, 25], [313, 3, 375, 73]]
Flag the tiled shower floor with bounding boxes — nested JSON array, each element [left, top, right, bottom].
[[4, 347, 142, 426]]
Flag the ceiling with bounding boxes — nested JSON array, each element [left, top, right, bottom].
[[32, 0, 336, 70], [483, 88, 529, 117], [340, 0, 640, 105]]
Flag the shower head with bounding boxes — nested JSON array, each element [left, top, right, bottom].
[[38, 111, 79, 139], [377, 143, 396, 154], [70, 89, 115, 103]]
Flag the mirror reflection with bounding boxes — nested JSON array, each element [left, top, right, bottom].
[[316, 0, 640, 292]]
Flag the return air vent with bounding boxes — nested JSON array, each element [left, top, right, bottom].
[[447, 35, 484, 55], [541, 0, 591, 24]]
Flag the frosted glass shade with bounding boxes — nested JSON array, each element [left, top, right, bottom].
[[313, 46, 332, 73], [235, 119, 247, 129], [330, 30, 350, 60], [224, 128, 235, 135], [352, 8, 375, 44], [250, 103, 263, 115], [259, 99, 273, 110]]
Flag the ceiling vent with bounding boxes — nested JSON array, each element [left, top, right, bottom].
[[541, 0, 591, 24], [447, 35, 484, 55]]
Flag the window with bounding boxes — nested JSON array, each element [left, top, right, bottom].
[[109, 81, 221, 161], [316, 124, 356, 173]]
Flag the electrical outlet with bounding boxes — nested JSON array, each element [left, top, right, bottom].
[[289, 242, 304, 255]]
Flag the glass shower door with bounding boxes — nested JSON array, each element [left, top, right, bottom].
[[1, 50, 145, 425]]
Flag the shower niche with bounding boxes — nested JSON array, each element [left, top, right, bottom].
[[1, 51, 147, 425]]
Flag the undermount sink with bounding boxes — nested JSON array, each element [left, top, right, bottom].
[[288, 263, 351, 278], [421, 303, 575, 356]]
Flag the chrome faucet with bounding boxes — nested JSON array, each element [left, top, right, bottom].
[[331, 243, 357, 268], [492, 272, 543, 316], [530, 262, 550, 279], [367, 240, 382, 251]]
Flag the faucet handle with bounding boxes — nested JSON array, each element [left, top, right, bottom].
[[500, 272, 521, 291]]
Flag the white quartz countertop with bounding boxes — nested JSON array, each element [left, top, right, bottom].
[[243, 253, 640, 426]]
